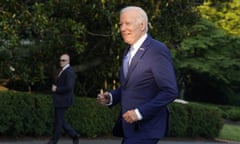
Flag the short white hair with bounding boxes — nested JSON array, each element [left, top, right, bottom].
[[120, 6, 148, 32]]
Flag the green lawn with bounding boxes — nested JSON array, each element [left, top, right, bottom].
[[218, 124, 240, 142]]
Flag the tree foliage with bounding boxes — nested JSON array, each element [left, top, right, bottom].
[[173, 1, 240, 105], [0, 0, 87, 92], [198, 0, 240, 35], [0, 0, 240, 105]]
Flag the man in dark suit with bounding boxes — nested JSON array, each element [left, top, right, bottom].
[[47, 54, 80, 144], [97, 6, 178, 144]]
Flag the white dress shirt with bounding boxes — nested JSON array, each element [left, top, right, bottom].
[[108, 33, 148, 121]]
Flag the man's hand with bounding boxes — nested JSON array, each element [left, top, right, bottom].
[[52, 84, 57, 92], [97, 91, 110, 105], [123, 110, 138, 124]]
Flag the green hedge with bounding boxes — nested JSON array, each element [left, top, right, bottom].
[[0, 91, 223, 139], [216, 105, 240, 121], [169, 102, 223, 138], [0, 91, 119, 137], [0, 91, 53, 136]]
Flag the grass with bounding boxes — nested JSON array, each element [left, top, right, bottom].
[[218, 123, 240, 142]]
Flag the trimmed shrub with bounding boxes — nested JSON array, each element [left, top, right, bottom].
[[169, 102, 223, 139], [0, 91, 53, 136], [217, 105, 240, 121], [168, 103, 188, 137], [0, 91, 223, 139], [66, 98, 119, 137], [224, 109, 240, 121], [0, 91, 119, 137]]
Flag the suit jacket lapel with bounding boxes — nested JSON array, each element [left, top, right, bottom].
[[123, 35, 152, 86], [120, 46, 131, 83], [127, 47, 145, 76]]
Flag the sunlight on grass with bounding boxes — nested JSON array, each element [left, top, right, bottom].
[[218, 124, 240, 142]]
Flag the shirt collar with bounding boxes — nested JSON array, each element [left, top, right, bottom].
[[62, 64, 70, 71], [131, 33, 147, 54]]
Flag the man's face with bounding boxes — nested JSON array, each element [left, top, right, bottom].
[[119, 10, 145, 45], [59, 55, 69, 68]]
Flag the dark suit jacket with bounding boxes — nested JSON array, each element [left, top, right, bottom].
[[53, 66, 76, 108], [111, 35, 178, 139]]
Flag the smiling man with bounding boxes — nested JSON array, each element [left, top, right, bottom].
[[97, 6, 178, 144]]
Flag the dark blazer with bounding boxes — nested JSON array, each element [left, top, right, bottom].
[[53, 66, 76, 108], [111, 35, 178, 139]]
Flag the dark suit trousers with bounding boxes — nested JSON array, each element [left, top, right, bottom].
[[121, 137, 159, 144], [52, 107, 77, 142]]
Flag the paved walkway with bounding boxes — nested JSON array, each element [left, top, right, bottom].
[[0, 137, 237, 144]]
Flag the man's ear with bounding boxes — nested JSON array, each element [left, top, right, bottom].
[[140, 21, 146, 31]]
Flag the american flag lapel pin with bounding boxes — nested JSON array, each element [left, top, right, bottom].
[[139, 47, 145, 51]]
